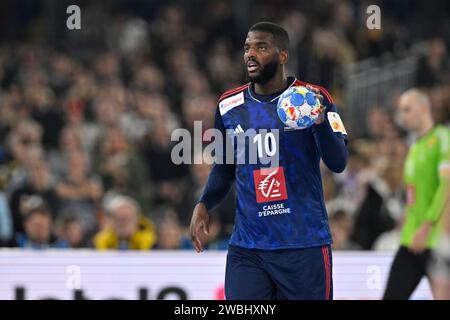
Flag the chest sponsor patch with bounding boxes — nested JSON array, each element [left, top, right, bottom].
[[253, 166, 288, 203], [219, 92, 244, 116], [327, 112, 347, 135]]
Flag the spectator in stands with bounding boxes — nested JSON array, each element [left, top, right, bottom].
[[11, 204, 56, 249], [351, 160, 403, 250], [64, 100, 100, 154], [48, 125, 84, 178], [181, 94, 216, 134], [93, 94, 123, 130], [0, 192, 13, 245], [427, 85, 450, 126], [9, 160, 59, 234], [94, 195, 157, 250], [373, 216, 404, 252], [178, 153, 235, 234], [54, 210, 88, 249], [0, 0, 449, 252], [4, 121, 44, 192], [56, 150, 103, 236], [417, 38, 450, 88], [153, 208, 192, 250], [96, 126, 153, 215], [27, 82, 64, 150], [142, 111, 189, 209], [329, 210, 361, 251], [152, 205, 229, 251], [206, 214, 230, 250], [333, 146, 370, 216]]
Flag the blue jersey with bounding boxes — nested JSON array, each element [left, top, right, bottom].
[[205, 77, 348, 250]]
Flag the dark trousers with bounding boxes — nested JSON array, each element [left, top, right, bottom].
[[225, 244, 333, 300], [383, 245, 432, 300]]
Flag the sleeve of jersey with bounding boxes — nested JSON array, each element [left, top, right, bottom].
[[198, 107, 236, 212], [425, 129, 450, 223], [312, 91, 349, 173]]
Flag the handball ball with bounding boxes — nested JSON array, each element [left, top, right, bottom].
[[277, 86, 321, 129]]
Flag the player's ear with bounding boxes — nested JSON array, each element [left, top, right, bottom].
[[279, 49, 288, 65]]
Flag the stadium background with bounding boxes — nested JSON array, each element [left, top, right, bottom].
[[0, 0, 449, 299]]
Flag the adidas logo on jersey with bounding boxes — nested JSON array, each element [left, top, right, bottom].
[[233, 124, 244, 134]]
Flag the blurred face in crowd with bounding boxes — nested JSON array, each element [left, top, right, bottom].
[[68, 151, 88, 182], [65, 107, 85, 126], [151, 121, 170, 147], [167, 48, 195, 75], [383, 160, 404, 191], [183, 70, 211, 95], [367, 108, 389, 139], [429, 38, 446, 61], [244, 31, 286, 84], [134, 66, 165, 92], [347, 152, 366, 174], [95, 97, 119, 126], [182, 95, 216, 130], [112, 203, 138, 240], [103, 127, 128, 155], [17, 121, 43, 145], [11, 135, 27, 164], [60, 126, 82, 152], [157, 219, 182, 250], [397, 90, 431, 132], [427, 86, 449, 124], [191, 161, 212, 186], [24, 211, 52, 244], [8, 124, 42, 165], [64, 220, 84, 247], [24, 144, 45, 169], [330, 212, 353, 250], [95, 53, 120, 79], [30, 161, 50, 191], [136, 93, 169, 121]]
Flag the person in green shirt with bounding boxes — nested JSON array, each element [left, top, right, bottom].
[[383, 88, 450, 300], [430, 167, 450, 300]]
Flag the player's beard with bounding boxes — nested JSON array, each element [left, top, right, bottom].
[[246, 59, 279, 85]]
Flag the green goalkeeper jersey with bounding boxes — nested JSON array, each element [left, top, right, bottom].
[[401, 125, 450, 248]]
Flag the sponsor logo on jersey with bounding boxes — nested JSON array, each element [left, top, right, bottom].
[[253, 166, 288, 203], [427, 136, 437, 148], [219, 92, 244, 116]]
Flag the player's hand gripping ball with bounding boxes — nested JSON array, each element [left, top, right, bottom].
[[277, 85, 322, 129]]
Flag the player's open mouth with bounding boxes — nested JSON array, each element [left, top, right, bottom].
[[247, 61, 259, 72]]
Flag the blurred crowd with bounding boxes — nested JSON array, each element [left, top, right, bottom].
[[0, 0, 449, 251]]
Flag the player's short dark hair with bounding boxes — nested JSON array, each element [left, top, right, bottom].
[[23, 205, 51, 221], [248, 21, 290, 50]]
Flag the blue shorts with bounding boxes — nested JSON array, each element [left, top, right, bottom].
[[225, 245, 333, 300]]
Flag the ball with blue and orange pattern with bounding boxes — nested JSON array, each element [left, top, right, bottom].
[[277, 86, 322, 129]]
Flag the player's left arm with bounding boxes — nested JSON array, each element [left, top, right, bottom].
[[309, 85, 349, 173], [425, 128, 450, 224], [411, 128, 450, 253]]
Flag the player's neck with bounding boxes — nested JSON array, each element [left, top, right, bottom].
[[417, 118, 434, 137], [253, 72, 288, 95]]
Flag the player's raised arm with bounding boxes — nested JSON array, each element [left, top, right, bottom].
[[309, 86, 349, 173], [190, 107, 236, 252]]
